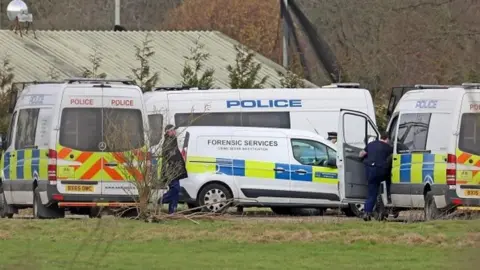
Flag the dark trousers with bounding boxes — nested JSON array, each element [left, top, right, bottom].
[[160, 179, 180, 214], [364, 166, 385, 214]]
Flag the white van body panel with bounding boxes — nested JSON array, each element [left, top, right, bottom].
[[181, 126, 343, 208]]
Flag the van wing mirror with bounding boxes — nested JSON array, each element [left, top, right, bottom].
[[326, 158, 337, 168]]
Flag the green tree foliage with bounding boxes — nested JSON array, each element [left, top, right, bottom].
[[180, 37, 215, 89], [81, 46, 107, 79], [227, 45, 268, 89], [0, 56, 15, 133], [277, 70, 306, 88], [130, 33, 159, 92]]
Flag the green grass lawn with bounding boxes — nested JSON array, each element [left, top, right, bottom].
[[0, 218, 478, 270]]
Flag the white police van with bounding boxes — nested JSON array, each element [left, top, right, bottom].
[[180, 126, 346, 215], [143, 83, 376, 148], [144, 83, 376, 216], [0, 78, 150, 219], [336, 83, 480, 220]]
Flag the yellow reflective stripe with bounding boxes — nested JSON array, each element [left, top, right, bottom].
[[433, 154, 447, 184], [245, 160, 275, 179], [187, 156, 216, 173], [312, 167, 338, 184], [23, 149, 32, 180], [392, 154, 401, 183], [410, 153, 423, 184], [10, 151, 17, 180]]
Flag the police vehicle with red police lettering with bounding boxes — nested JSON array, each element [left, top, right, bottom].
[[0, 78, 150, 219]]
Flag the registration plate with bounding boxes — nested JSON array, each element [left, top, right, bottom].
[[65, 185, 94, 192], [464, 189, 480, 196]]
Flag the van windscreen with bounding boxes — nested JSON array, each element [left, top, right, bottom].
[[60, 108, 144, 152], [459, 113, 480, 155]]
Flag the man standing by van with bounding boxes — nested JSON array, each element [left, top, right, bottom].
[[359, 131, 393, 221], [327, 132, 337, 144], [159, 124, 188, 214]]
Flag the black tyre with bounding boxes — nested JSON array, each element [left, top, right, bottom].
[[291, 208, 325, 216], [0, 191, 14, 219], [197, 183, 232, 213], [347, 203, 365, 217], [342, 206, 357, 217], [372, 194, 388, 221], [270, 207, 292, 215], [33, 188, 64, 219], [424, 191, 440, 221]]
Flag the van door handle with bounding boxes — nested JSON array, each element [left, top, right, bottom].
[[345, 148, 354, 153], [295, 169, 307, 174], [273, 167, 285, 172], [105, 163, 117, 167]]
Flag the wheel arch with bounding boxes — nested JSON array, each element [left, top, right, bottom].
[[196, 180, 234, 201]]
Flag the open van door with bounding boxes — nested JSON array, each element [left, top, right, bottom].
[[337, 109, 380, 203]]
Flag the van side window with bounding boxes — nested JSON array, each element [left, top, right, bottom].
[[397, 113, 431, 152], [15, 109, 40, 149], [174, 112, 290, 129], [459, 113, 480, 155], [291, 139, 331, 167], [148, 114, 163, 146], [388, 115, 399, 142], [5, 111, 17, 149]]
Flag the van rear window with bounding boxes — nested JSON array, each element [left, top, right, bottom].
[[459, 113, 480, 155], [60, 108, 144, 152]]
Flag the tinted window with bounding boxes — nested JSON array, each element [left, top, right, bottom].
[[148, 114, 163, 146], [242, 112, 290, 128], [5, 111, 17, 149], [388, 115, 399, 142], [291, 139, 332, 167], [175, 112, 241, 127], [60, 108, 144, 152], [459, 113, 480, 155], [60, 108, 102, 152], [397, 113, 431, 152], [15, 109, 40, 149], [103, 109, 145, 152], [175, 112, 290, 128]]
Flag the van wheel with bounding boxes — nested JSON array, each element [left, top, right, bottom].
[[197, 183, 232, 213], [271, 207, 292, 215], [372, 194, 388, 221], [0, 191, 14, 219], [33, 188, 65, 219], [348, 203, 365, 217], [290, 208, 325, 216], [424, 191, 440, 221]]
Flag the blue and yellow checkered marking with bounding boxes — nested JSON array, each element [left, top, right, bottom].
[[186, 156, 338, 184], [392, 153, 446, 184], [0, 149, 48, 180]]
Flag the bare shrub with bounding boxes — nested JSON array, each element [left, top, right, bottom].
[[81, 46, 107, 79]]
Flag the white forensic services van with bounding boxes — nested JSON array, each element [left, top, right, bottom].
[[0, 78, 150, 219], [179, 126, 352, 215], [336, 83, 480, 220]]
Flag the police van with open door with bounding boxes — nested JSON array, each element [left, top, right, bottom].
[[144, 83, 377, 217], [0, 78, 149, 219], [336, 83, 480, 220]]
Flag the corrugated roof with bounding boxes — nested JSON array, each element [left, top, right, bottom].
[[0, 30, 316, 88]]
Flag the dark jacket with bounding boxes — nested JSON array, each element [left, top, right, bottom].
[[160, 134, 188, 185]]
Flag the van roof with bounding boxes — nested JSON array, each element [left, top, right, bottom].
[[184, 126, 337, 148]]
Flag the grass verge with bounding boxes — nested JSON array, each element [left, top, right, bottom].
[[0, 218, 478, 270]]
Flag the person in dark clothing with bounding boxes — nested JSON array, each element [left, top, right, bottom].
[[159, 124, 188, 214], [327, 131, 337, 144], [359, 131, 393, 221]]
